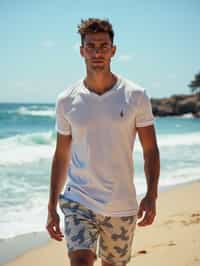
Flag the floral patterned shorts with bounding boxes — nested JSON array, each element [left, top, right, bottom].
[[59, 194, 137, 265]]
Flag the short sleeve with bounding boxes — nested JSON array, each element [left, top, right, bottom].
[[55, 97, 72, 135], [136, 90, 154, 127]]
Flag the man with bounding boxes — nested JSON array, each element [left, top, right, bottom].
[[46, 18, 160, 266]]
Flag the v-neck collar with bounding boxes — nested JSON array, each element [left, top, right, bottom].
[[81, 74, 122, 100]]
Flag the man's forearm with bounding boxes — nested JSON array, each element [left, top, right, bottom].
[[144, 147, 160, 199], [48, 153, 70, 210]]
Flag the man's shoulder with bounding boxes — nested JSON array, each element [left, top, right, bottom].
[[56, 80, 82, 103]]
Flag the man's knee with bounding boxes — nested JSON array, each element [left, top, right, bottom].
[[69, 250, 96, 266]]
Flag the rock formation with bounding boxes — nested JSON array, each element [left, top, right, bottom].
[[151, 94, 200, 117]]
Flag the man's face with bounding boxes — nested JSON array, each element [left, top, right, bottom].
[[80, 32, 116, 72]]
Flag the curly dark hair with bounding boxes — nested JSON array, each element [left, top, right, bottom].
[[77, 18, 114, 45]]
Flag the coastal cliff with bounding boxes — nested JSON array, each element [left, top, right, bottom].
[[151, 94, 200, 117]]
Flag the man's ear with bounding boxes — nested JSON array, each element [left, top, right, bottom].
[[111, 45, 117, 58]]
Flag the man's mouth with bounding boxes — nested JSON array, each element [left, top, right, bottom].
[[91, 59, 104, 63]]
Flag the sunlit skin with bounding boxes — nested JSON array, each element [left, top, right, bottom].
[[80, 32, 116, 71], [80, 32, 117, 95]]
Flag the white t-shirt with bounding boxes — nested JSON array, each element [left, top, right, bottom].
[[55, 74, 154, 217]]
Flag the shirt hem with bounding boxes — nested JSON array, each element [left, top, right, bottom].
[[61, 192, 138, 217], [136, 120, 154, 127], [55, 127, 72, 136]]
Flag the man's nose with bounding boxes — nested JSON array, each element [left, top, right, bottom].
[[93, 48, 102, 57]]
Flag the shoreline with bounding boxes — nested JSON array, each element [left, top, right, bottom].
[[1, 179, 200, 266], [0, 232, 50, 265]]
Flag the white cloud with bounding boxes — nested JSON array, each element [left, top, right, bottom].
[[41, 40, 56, 48], [116, 54, 132, 62]]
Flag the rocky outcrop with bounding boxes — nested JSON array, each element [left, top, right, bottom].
[[151, 94, 200, 117]]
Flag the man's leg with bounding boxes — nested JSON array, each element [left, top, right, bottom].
[[59, 198, 99, 266], [99, 215, 137, 266], [69, 250, 96, 266]]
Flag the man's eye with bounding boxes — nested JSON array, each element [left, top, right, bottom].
[[86, 44, 94, 48]]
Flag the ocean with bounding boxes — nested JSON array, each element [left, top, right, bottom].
[[0, 102, 200, 240]]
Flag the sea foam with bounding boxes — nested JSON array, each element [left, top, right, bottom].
[[0, 131, 55, 165], [17, 106, 55, 117]]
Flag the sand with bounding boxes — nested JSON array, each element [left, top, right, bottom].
[[2, 181, 200, 266]]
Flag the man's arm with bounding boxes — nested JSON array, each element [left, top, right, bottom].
[[136, 125, 160, 226], [46, 133, 72, 241]]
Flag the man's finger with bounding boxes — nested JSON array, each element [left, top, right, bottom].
[[138, 212, 155, 226], [137, 211, 151, 225], [137, 207, 144, 218], [48, 227, 64, 241], [55, 224, 64, 237], [46, 222, 64, 241]]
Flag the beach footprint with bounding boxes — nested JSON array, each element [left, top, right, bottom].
[[164, 211, 200, 226], [133, 240, 176, 257]]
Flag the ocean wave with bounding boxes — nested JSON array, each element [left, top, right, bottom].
[[0, 131, 55, 165], [134, 131, 200, 152], [17, 107, 55, 117], [0, 194, 51, 239], [0, 105, 55, 118], [1, 175, 199, 240], [157, 132, 200, 147], [1, 130, 200, 165], [180, 113, 194, 119]]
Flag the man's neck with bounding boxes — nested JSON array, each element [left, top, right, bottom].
[[84, 71, 117, 95]]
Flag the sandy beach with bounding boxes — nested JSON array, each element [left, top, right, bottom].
[[2, 181, 200, 266]]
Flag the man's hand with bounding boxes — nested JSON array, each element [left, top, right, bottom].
[[46, 209, 64, 241], [137, 195, 156, 226]]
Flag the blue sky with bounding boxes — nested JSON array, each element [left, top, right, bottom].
[[0, 0, 199, 103]]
